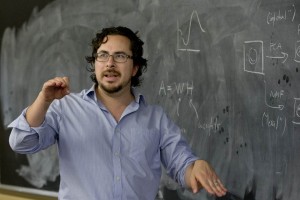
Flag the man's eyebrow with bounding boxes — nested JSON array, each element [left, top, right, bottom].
[[97, 50, 108, 53], [114, 51, 127, 54], [97, 50, 127, 54]]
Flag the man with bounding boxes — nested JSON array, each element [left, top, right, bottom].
[[9, 26, 227, 200]]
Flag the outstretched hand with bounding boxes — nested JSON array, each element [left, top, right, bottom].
[[185, 160, 227, 197]]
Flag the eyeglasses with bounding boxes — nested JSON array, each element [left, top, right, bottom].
[[94, 52, 133, 63]]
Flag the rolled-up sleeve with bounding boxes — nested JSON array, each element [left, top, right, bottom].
[[8, 108, 59, 154], [159, 112, 198, 188]]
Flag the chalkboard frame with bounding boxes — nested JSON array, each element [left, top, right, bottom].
[[0, 184, 58, 197]]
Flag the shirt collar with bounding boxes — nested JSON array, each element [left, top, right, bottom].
[[131, 87, 145, 104], [83, 85, 98, 102], [83, 85, 145, 104]]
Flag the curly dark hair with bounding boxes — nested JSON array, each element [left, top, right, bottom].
[[85, 26, 148, 87]]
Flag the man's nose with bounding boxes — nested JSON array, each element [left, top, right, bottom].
[[106, 55, 115, 68]]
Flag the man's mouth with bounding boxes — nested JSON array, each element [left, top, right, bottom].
[[104, 74, 118, 77], [103, 71, 120, 81]]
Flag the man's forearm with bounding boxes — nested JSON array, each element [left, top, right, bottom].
[[25, 92, 52, 127]]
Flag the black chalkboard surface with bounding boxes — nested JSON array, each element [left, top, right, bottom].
[[1, 0, 300, 199]]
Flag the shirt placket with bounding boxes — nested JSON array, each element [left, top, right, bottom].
[[113, 126, 122, 200]]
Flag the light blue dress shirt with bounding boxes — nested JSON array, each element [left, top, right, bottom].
[[8, 86, 198, 200]]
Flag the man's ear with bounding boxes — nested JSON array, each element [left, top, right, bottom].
[[132, 65, 139, 76]]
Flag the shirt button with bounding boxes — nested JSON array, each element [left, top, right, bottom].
[[116, 176, 120, 181], [114, 152, 119, 156]]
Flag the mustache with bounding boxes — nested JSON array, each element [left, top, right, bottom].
[[102, 69, 121, 76]]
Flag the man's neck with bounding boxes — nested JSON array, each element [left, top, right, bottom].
[[95, 86, 134, 121]]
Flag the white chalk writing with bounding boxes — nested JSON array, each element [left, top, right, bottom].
[[267, 4, 296, 26], [262, 112, 287, 135], [197, 117, 221, 136], [177, 10, 205, 52], [159, 80, 193, 96]]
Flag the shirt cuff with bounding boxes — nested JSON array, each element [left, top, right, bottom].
[[8, 107, 47, 131], [178, 157, 199, 188], [8, 108, 31, 131]]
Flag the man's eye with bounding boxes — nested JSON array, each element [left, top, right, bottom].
[[115, 54, 125, 59], [99, 53, 108, 58]]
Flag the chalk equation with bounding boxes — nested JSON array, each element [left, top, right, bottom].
[[159, 80, 194, 96], [158, 80, 224, 135]]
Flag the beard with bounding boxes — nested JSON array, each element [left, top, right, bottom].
[[98, 70, 132, 94], [100, 83, 123, 93]]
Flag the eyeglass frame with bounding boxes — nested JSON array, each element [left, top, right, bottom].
[[93, 52, 134, 63]]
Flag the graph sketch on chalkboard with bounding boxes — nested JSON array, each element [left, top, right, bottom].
[[177, 10, 205, 53]]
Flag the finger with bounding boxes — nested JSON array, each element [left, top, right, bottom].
[[198, 178, 214, 195], [44, 79, 57, 87], [192, 168, 215, 195], [52, 77, 70, 96], [214, 179, 227, 196], [190, 176, 198, 193], [210, 179, 227, 197], [62, 77, 70, 87], [62, 77, 70, 94], [42, 77, 70, 96], [44, 78, 62, 88], [53, 77, 68, 87]]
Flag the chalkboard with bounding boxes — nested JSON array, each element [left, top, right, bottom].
[[1, 0, 300, 199]]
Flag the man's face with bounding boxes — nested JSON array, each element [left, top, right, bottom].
[[95, 35, 138, 94]]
